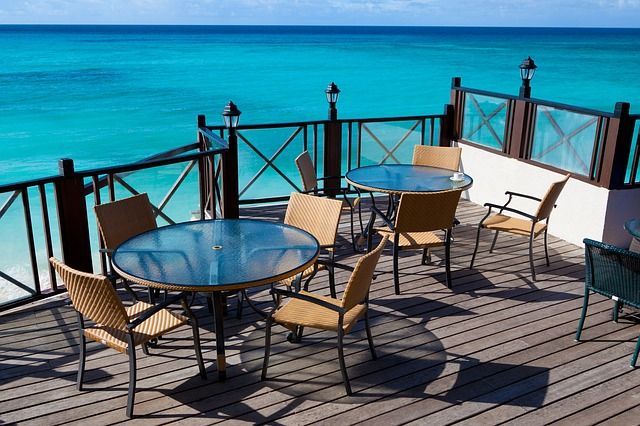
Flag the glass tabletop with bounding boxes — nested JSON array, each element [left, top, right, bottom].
[[625, 219, 640, 239], [345, 164, 473, 193], [111, 219, 320, 291]]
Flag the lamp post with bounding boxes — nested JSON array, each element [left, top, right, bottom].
[[325, 82, 340, 121], [519, 56, 537, 98], [221, 101, 241, 219]]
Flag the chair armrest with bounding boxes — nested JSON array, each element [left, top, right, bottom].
[[484, 203, 537, 221], [270, 288, 344, 314], [99, 248, 114, 254], [317, 258, 354, 273], [127, 292, 187, 330], [505, 191, 542, 203]]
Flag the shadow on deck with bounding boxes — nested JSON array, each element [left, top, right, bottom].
[[1, 199, 639, 425]]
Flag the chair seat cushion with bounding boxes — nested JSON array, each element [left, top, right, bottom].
[[375, 227, 443, 248], [482, 214, 546, 237], [84, 302, 188, 354], [273, 291, 366, 333]]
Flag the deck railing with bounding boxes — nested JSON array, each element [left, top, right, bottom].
[[2, 79, 638, 311], [451, 78, 638, 189], [0, 135, 227, 310]]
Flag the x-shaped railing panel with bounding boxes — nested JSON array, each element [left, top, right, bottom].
[[463, 94, 507, 148], [237, 126, 303, 197], [361, 120, 422, 165], [532, 107, 598, 175]]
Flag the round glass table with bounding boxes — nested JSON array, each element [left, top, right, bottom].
[[112, 219, 319, 380], [625, 219, 640, 240], [345, 164, 473, 194]]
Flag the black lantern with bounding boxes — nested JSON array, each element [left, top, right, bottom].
[[325, 82, 340, 120], [222, 101, 241, 129], [519, 56, 537, 98]]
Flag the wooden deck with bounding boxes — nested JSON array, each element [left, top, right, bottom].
[[1, 199, 639, 425]]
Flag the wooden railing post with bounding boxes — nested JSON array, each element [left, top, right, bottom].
[[506, 97, 535, 158], [221, 122, 240, 219], [599, 102, 633, 189], [439, 103, 455, 147], [53, 158, 93, 273], [449, 77, 464, 141], [323, 119, 342, 196], [197, 114, 210, 220]]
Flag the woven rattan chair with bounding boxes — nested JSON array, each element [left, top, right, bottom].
[[274, 192, 344, 297], [295, 151, 363, 251], [262, 236, 388, 395], [469, 174, 570, 281], [412, 145, 462, 171], [94, 193, 157, 300], [577, 239, 640, 367], [368, 190, 463, 294], [50, 257, 206, 418]]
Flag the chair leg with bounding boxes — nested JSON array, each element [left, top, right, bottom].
[[126, 337, 137, 418], [470, 225, 483, 269], [489, 231, 499, 253], [337, 327, 352, 395], [183, 298, 207, 380], [631, 336, 640, 368], [421, 248, 431, 265], [445, 232, 452, 289], [261, 316, 273, 380], [544, 229, 550, 266], [329, 266, 337, 299], [142, 343, 150, 356], [528, 232, 537, 281], [575, 288, 590, 341], [613, 300, 621, 323], [349, 205, 357, 252], [393, 242, 400, 295], [364, 308, 376, 360], [122, 280, 140, 301], [77, 332, 86, 391]]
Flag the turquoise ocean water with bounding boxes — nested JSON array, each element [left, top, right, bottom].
[[1, 25, 640, 304], [2, 25, 640, 184]]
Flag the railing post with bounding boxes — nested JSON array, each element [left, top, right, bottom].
[[323, 83, 342, 196], [599, 102, 633, 189], [197, 114, 210, 220], [53, 158, 93, 273], [449, 77, 464, 141], [439, 104, 455, 147], [221, 102, 241, 219], [506, 97, 535, 158]]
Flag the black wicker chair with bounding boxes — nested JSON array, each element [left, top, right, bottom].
[[576, 238, 640, 367]]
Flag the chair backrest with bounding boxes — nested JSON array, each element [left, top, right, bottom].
[[94, 193, 157, 252], [394, 190, 462, 233], [342, 235, 388, 310], [584, 239, 640, 309], [50, 257, 129, 330], [412, 145, 462, 171], [535, 174, 570, 220], [295, 151, 318, 192], [284, 192, 343, 247]]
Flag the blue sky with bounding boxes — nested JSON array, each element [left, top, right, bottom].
[[0, 0, 639, 26]]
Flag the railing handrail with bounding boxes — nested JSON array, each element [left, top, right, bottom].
[[204, 113, 447, 132], [457, 85, 617, 118]]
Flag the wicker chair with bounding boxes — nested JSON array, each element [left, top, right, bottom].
[[412, 145, 462, 171], [50, 257, 206, 418], [94, 193, 157, 300], [368, 190, 462, 293], [262, 236, 388, 395], [295, 151, 363, 251], [577, 239, 640, 367], [469, 174, 570, 281], [274, 192, 344, 298]]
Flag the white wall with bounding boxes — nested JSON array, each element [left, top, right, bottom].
[[456, 141, 626, 247]]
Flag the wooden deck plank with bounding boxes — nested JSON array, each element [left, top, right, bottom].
[[1, 199, 636, 425]]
